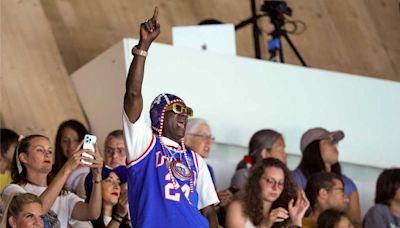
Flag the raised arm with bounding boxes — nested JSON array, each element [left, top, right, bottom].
[[124, 7, 160, 123], [39, 142, 85, 213], [71, 148, 104, 220]]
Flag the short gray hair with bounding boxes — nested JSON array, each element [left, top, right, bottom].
[[185, 118, 209, 135]]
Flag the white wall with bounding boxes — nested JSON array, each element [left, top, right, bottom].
[[71, 38, 400, 216], [121, 39, 399, 168]]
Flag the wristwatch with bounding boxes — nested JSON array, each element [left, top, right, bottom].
[[131, 45, 148, 57]]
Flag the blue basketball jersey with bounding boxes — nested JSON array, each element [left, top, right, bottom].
[[127, 136, 209, 228]]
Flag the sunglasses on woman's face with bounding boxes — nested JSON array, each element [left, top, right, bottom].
[[166, 103, 193, 117]]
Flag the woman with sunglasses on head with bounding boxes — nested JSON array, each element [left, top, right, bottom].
[[84, 165, 130, 228], [231, 129, 288, 192], [292, 128, 361, 227], [2, 134, 103, 228], [1, 192, 45, 228], [226, 158, 309, 228]]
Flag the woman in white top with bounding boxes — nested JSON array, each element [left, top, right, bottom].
[[226, 158, 309, 228], [2, 134, 103, 228]]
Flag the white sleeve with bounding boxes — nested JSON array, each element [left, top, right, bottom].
[[122, 111, 154, 164], [1, 184, 27, 211], [195, 155, 220, 210], [2, 184, 27, 198]]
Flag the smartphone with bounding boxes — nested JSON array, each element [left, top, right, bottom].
[[81, 134, 96, 165]]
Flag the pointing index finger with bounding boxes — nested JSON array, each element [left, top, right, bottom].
[[152, 7, 159, 21]]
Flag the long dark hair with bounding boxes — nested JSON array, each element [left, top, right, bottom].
[[242, 158, 298, 227], [297, 140, 341, 180], [53, 119, 88, 175], [11, 135, 51, 185], [236, 129, 282, 170], [374, 168, 400, 205]]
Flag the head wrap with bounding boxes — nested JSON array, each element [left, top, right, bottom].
[[150, 93, 186, 135]]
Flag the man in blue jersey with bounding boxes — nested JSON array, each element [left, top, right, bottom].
[[123, 7, 219, 228]]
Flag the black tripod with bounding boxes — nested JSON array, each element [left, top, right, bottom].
[[267, 12, 308, 66], [235, 0, 308, 66]]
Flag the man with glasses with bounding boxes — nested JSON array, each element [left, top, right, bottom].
[[122, 8, 219, 228], [303, 171, 350, 228], [103, 130, 127, 168]]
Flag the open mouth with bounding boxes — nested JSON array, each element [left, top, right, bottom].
[[111, 192, 119, 196], [177, 121, 185, 129]]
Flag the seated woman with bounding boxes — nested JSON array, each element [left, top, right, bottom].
[[2, 134, 103, 227], [226, 158, 309, 228], [363, 168, 400, 228], [84, 165, 130, 228], [231, 129, 288, 192], [317, 208, 354, 228], [293, 128, 361, 227], [1, 192, 45, 228]]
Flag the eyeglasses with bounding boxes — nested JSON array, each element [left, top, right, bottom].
[[105, 147, 126, 155], [166, 103, 193, 117], [261, 177, 284, 189], [327, 187, 345, 195], [188, 134, 215, 141]]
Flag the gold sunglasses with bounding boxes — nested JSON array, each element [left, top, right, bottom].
[[166, 103, 193, 117]]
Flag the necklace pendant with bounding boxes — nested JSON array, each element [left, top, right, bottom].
[[170, 160, 192, 181]]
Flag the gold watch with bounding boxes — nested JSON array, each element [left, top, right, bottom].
[[131, 45, 148, 57]]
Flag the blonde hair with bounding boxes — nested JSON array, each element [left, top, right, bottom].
[[1, 192, 42, 228]]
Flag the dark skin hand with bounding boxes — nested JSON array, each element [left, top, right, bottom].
[[201, 205, 219, 228], [124, 7, 160, 124]]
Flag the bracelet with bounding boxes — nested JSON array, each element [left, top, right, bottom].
[[131, 45, 148, 57], [93, 179, 101, 184], [112, 214, 123, 223], [113, 213, 124, 220]]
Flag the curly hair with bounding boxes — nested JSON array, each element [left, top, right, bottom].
[[242, 158, 298, 227]]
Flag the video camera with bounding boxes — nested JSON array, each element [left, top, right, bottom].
[[261, 0, 292, 17]]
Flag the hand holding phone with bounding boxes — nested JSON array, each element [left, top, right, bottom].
[[81, 134, 96, 166]]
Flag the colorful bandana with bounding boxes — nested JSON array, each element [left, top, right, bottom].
[[150, 93, 186, 134]]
